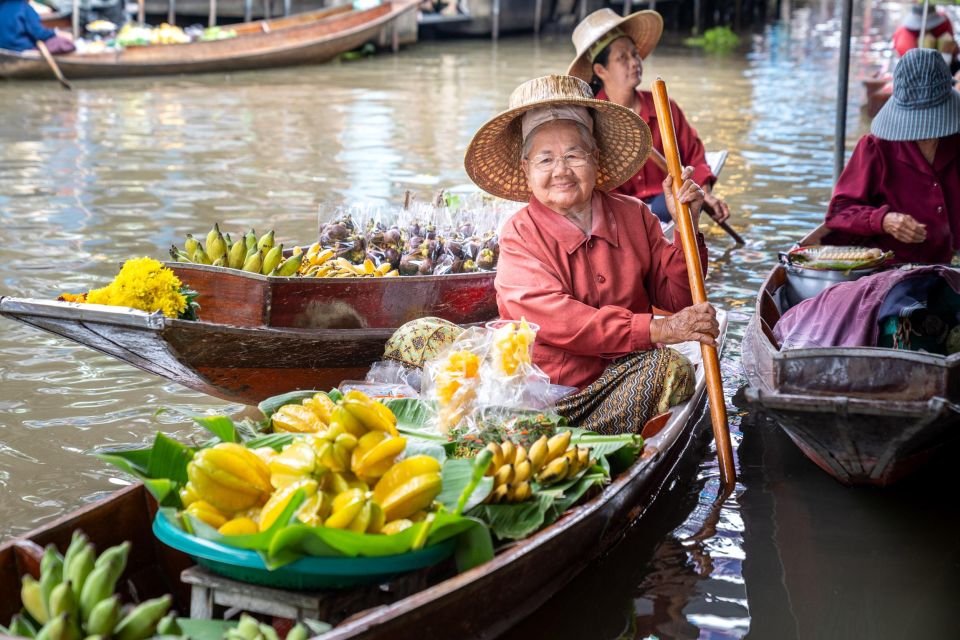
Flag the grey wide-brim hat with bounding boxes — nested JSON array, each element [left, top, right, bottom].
[[872, 48, 960, 141], [903, 5, 946, 31]]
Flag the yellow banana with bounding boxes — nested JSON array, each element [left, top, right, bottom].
[[513, 460, 532, 484], [500, 441, 515, 466], [376, 262, 393, 276], [489, 484, 509, 504], [362, 259, 376, 275], [227, 239, 247, 269], [256, 229, 275, 252], [261, 244, 283, 275], [312, 248, 334, 266], [241, 250, 263, 274], [536, 456, 569, 486], [21, 575, 48, 625], [493, 465, 513, 488], [528, 435, 548, 472], [485, 442, 503, 472], [275, 252, 303, 276], [184, 234, 200, 257], [512, 481, 532, 502], [546, 431, 572, 462]]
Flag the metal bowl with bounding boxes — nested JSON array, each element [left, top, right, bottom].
[[783, 263, 880, 309]]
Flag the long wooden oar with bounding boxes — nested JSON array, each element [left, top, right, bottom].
[[652, 76, 736, 488], [36, 40, 72, 91], [646, 147, 744, 245]]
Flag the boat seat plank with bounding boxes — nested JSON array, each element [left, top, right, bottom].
[[759, 289, 780, 327], [760, 317, 780, 350]]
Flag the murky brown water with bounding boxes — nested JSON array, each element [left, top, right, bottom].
[[2, 0, 958, 636]]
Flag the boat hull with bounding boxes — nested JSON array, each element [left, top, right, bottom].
[[0, 2, 416, 80], [418, 0, 557, 37], [742, 264, 960, 485], [0, 296, 391, 404]]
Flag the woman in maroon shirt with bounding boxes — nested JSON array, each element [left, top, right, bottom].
[[463, 74, 719, 434], [566, 8, 730, 225], [824, 49, 960, 265]]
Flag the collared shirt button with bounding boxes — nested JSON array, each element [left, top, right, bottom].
[[933, 183, 939, 188], [938, 206, 944, 213], [596, 274, 605, 283]]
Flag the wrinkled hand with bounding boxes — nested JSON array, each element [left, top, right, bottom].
[[649, 302, 719, 347], [703, 191, 730, 224], [663, 166, 704, 227], [882, 211, 926, 243]]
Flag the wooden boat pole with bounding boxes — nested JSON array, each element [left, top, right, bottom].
[[138, 0, 145, 24], [534, 0, 542, 36], [243, 0, 252, 23], [652, 77, 736, 487], [169, 0, 177, 26], [492, 0, 499, 41], [36, 40, 72, 90], [71, 0, 78, 38], [209, 0, 217, 27]]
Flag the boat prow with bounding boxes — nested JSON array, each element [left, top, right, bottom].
[[742, 264, 960, 485]]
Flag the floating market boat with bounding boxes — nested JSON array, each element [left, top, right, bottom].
[[0, 265, 498, 405], [0, 315, 726, 633], [418, 0, 561, 37], [0, 1, 415, 80], [741, 257, 960, 486]]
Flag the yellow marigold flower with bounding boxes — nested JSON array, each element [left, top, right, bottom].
[[86, 257, 187, 318]]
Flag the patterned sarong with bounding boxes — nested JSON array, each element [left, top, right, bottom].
[[555, 348, 695, 435]]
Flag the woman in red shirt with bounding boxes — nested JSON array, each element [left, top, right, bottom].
[[566, 8, 730, 225], [824, 49, 960, 265], [463, 74, 719, 434]]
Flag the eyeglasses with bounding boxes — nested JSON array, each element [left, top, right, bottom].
[[526, 151, 593, 173]]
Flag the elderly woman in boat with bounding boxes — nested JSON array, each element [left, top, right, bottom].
[[566, 8, 729, 225], [462, 74, 719, 434], [823, 49, 960, 265]]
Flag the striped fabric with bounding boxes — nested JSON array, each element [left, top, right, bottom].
[[872, 48, 960, 141]]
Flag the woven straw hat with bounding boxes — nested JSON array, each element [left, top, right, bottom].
[[463, 75, 652, 202], [872, 48, 960, 141], [567, 9, 663, 83]]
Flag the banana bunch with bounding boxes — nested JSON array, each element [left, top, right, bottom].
[[303, 251, 398, 278], [433, 350, 481, 434], [169, 224, 303, 277], [482, 439, 534, 504], [13, 531, 177, 640], [225, 614, 307, 640], [528, 431, 594, 487], [490, 317, 536, 376]]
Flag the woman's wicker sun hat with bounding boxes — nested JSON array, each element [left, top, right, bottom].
[[567, 8, 664, 83], [463, 74, 652, 202]]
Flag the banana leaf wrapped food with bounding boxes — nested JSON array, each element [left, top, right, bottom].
[[786, 245, 893, 272]]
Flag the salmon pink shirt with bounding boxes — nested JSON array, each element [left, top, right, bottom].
[[596, 89, 716, 201], [495, 190, 707, 390]]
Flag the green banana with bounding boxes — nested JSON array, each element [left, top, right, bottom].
[[274, 252, 303, 277], [286, 623, 308, 640], [83, 595, 120, 637], [223, 232, 233, 249], [9, 613, 38, 638], [65, 544, 95, 600], [261, 244, 283, 275], [169, 246, 191, 263], [22, 575, 49, 625], [227, 238, 247, 270], [244, 230, 258, 258], [61, 532, 88, 578], [93, 541, 130, 572], [112, 595, 172, 640], [242, 250, 263, 274], [39, 545, 64, 616], [184, 234, 200, 257], [154, 612, 181, 636], [258, 623, 280, 640], [235, 614, 261, 640], [256, 229, 275, 252], [212, 256, 227, 267], [191, 246, 212, 265], [34, 613, 79, 640], [48, 581, 78, 625], [79, 545, 127, 624]]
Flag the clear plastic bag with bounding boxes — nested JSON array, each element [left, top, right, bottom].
[[421, 319, 555, 435]]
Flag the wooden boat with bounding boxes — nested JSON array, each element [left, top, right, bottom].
[[0, 1, 416, 80], [741, 261, 960, 486], [0, 267, 497, 404], [143, 0, 327, 21], [418, 0, 560, 37], [0, 315, 727, 634]]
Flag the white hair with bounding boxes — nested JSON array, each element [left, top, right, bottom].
[[521, 120, 598, 160]]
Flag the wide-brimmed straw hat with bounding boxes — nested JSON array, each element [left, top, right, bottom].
[[903, 4, 946, 31], [463, 75, 652, 202], [872, 48, 960, 141], [566, 8, 663, 83]]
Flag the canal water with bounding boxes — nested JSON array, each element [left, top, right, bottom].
[[1, 1, 957, 637]]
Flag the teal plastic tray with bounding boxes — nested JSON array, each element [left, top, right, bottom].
[[152, 512, 455, 590]]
